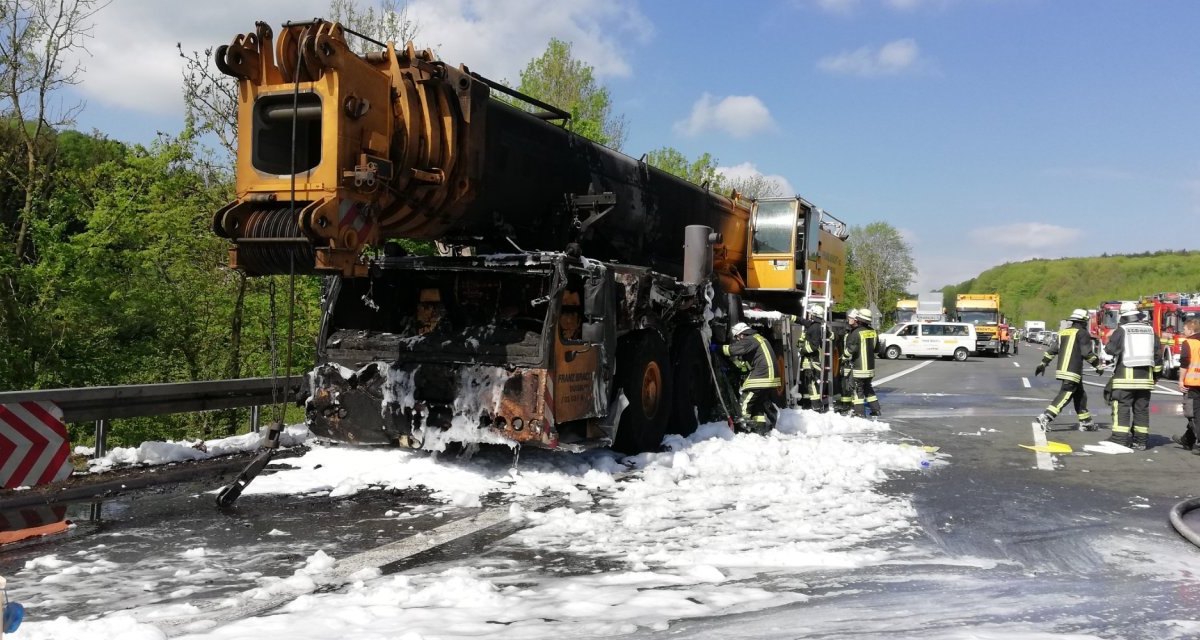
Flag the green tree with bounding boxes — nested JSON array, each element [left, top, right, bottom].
[[0, 0, 104, 261], [846, 221, 916, 317], [516, 38, 627, 150], [645, 146, 721, 187], [946, 251, 1200, 327]]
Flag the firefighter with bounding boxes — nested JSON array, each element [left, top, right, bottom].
[[829, 319, 853, 414], [1104, 301, 1162, 450], [1176, 318, 1200, 453], [720, 322, 781, 434], [796, 304, 826, 411], [845, 308, 882, 418], [1035, 309, 1103, 432]]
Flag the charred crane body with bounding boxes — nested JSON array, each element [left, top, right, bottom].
[[212, 19, 847, 455]]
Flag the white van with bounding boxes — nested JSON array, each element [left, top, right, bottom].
[[878, 322, 976, 361]]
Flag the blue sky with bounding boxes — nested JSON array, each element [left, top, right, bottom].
[[65, 0, 1199, 293]]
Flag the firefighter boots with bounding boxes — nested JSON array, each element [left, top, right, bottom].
[[1078, 419, 1096, 432], [1036, 413, 1052, 432], [1106, 433, 1131, 448]]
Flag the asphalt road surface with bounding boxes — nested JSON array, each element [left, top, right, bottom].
[[4, 342, 1200, 639]]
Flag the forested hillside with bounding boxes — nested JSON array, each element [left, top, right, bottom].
[[942, 251, 1200, 324]]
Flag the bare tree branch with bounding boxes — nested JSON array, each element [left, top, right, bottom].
[[0, 0, 107, 260]]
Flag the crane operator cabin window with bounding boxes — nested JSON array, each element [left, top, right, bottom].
[[752, 200, 796, 254]]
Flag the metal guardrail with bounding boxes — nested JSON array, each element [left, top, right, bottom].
[[0, 378, 302, 456], [0, 378, 300, 423]]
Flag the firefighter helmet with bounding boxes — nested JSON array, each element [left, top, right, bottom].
[[808, 304, 825, 318], [1119, 301, 1140, 317], [731, 322, 751, 337], [1068, 308, 1088, 322]]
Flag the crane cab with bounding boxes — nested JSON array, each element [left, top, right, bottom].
[[745, 196, 847, 310]]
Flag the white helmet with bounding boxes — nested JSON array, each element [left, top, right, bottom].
[[1068, 308, 1088, 322], [808, 304, 825, 317], [731, 322, 751, 337], [1119, 301, 1140, 317], [856, 308, 873, 324]]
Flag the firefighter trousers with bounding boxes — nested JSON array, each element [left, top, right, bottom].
[[851, 377, 881, 417], [1111, 388, 1150, 441], [1185, 388, 1200, 444], [739, 388, 778, 433], [799, 367, 821, 409], [835, 366, 853, 412], [1045, 380, 1090, 422]]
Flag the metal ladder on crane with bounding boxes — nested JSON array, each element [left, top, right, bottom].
[[801, 269, 835, 411]]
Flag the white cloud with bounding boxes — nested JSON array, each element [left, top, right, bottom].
[[65, 0, 330, 115], [715, 162, 795, 196], [807, 0, 861, 14], [407, 0, 652, 82], [804, 0, 949, 14], [65, 0, 651, 116], [816, 38, 928, 77], [673, 94, 776, 139], [967, 222, 1083, 249], [883, 0, 950, 10]]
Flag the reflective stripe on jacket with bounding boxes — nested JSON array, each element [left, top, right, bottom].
[[1040, 325, 1098, 383], [1181, 336, 1200, 388], [845, 326, 877, 378], [1106, 322, 1162, 390], [802, 320, 825, 371], [724, 330, 780, 390]]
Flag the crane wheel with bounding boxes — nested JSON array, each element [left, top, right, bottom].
[[612, 331, 672, 454]]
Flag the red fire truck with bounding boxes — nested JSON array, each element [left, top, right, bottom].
[[1089, 300, 1129, 361], [1138, 293, 1200, 380]]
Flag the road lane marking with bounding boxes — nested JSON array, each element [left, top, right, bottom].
[[875, 359, 935, 386], [1022, 377, 1031, 388], [1030, 421, 1054, 471], [1081, 380, 1181, 397]]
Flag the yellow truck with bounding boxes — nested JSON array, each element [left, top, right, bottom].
[[955, 294, 1009, 356], [893, 299, 918, 326]]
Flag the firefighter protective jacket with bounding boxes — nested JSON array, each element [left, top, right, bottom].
[[845, 325, 877, 378], [803, 319, 825, 371], [1105, 321, 1162, 390], [1182, 333, 1200, 389], [723, 329, 780, 390], [1040, 324, 1099, 383]]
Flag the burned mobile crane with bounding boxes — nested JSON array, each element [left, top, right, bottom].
[[211, 19, 848, 457]]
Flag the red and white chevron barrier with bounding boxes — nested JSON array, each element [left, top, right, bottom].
[[0, 401, 72, 489]]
